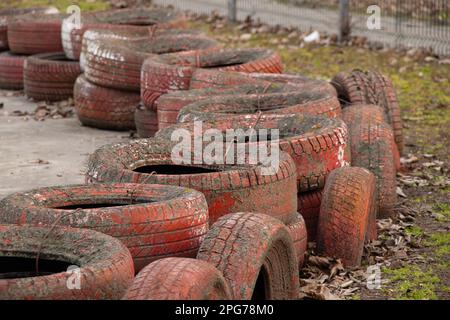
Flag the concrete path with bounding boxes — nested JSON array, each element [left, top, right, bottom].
[[0, 90, 128, 198]]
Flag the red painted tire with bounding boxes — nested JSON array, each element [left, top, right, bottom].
[[342, 104, 397, 218], [190, 68, 336, 96], [0, 183, 209, 272], [343, 104, 401, 171], [0, 224, 134, 300], [141, 48, 282, 109], [123, 258, 232, 300], [83, 32, 218, 91], [297, 190, 323, 241], [0, 51, 27, 89], [287, 213, 308, 268], [177, 90, 341, 123], [62, 8, 187, 60], [317, 167, 377, 267], [24, 52, 81, 102], [331, 70, 403, 154], [74, 75, 139, 131], [197, 212, 299, 300], [7, 13, 65, 54], [86, 139, 298, 225], [156, 114, 350, 192], [135, 105, 158, 138]]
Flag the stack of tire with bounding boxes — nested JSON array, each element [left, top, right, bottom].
[[70, 8, 223, 131], [0, 7, 60, 91]]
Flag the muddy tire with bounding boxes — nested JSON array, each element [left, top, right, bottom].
[[197, 212, 299, 300], [342, 104, 397, 218], [343, 104, 401, 170], [331, 70, 403, 154], [24, 52, 81, 101], [0, 224, 134, 300], [317, 167, 377, 267], [190, 69, 336, 96], [74, 75, 139, 131], [7, 13, 65, 54], [0, 183, 209, 272], [84, 33, 218, 92], [135, 105, 158, 138], [86, 139, 298, 225], [287, 214, 308, 268], [0, 51, 27, 89], [123, 257, 232, 300], [141, 48, 282, 109], [156, 114, 350, 192], [297, 190, 323, 241], [62, 8, 187, 60]]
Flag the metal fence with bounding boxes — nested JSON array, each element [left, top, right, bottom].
[[153, 0, 450, 56]]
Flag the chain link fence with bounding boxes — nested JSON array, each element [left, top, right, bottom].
[[153, 0, 450, 56]]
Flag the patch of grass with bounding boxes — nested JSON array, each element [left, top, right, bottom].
[[435, 203, 450, 222], [405, 225, 424, 237], [0, 0, 109, 12], [427, 232, 450, 257], [383, 265, 440, 300]]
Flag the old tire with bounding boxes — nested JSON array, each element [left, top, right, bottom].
[[197, 212, 299, 300], [0, 224, 134, 300], [86, 139, 298, 225], [156, 114, 350, 192], [177, 90, 341, 123], [317, 167, 377, 267], [297, 190, 323, 242], [123, 258, 232, 300], [62, 8, 187, 60], [287, 214, 308, 268], [135, 105, 158, 138], [24, 52, 81, 101], [83, 33, 218, 91], [0, 51, 26, 89], [74, 75, 139, 131], [342, 104, 397, 218], [331, 70, 403, 154], [7, 13, 65, 54], [0, 183, 209, 272], [141, 48, 282, 108]]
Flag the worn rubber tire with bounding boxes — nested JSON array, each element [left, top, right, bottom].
[[7, 13, 65, 54], [0, 183, 209, 272], [177, 90, 341, 123], [317, 167, 377, 267], [62, 8, 187, 60], [86, 139, 298, 225], [74, 75, 139, 131], [0, 51, 27, 89], [84, 33, 219, 91], [343, 104, 397, 218], [343, 104, 401, 171], [197, 212, 299, 300], [297, 190, 322, 242], [141, 48, 282, 108], [331, 70, 403, 154], [24, 52, 81, 101], [135, 105, 158, 138], [123, 257, 232, 300], [190, 69, 336, 96], [156, 114, 350, 192], [287, 213, 308, 268], [0, 224, 134, 300]]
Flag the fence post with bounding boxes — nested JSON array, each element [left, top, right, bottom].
[[338, 0, 350, 42], [228, 0, 237, 22]]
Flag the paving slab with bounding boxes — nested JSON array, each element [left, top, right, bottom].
[[0, 90, 129, 199]]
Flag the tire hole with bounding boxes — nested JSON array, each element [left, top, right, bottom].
[[0, 257, 72, 279], [133, 164, 220, 175]]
